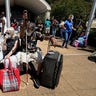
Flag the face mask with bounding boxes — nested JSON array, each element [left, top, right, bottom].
[[27, 31, 32, 36], [5, 34, 11, 39], [27, 32, 31, 36], [8, 35, 11, 38]]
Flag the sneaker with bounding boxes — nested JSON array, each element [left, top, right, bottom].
[[33, 77, 40, 88], [61, 46, 64, 48], [65, 45, 68, 49]]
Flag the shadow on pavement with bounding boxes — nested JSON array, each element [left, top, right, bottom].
[[77, 47, 95, 53]]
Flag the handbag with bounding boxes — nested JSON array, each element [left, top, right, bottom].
[[0, 58, 20, 92]]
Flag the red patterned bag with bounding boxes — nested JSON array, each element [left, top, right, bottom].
[[0, 58, 20, 92]]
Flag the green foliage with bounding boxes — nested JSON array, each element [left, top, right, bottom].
[[46, 0, 92, 22], [52, 0, 92, 20]]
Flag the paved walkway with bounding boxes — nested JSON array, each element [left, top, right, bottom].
[[0, 40, 96, 96]]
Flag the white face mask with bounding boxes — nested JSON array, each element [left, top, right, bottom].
[[5, 34, 11, 39], [27, 31, 32, 36], [27, 32, 31, 36], [8, 35, 11, 38]]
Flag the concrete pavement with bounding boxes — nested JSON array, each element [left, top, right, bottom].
[[0, 40, 96, 96]]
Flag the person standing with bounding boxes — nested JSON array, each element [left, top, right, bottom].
[[62, 14, 76, 48], [45, 19, 51, 35], [59, 19, 65, 38], [51, 18, 58, 37], [1, 12, 7, 35]]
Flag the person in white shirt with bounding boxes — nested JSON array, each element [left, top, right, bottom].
[[1, 12, 7, 35], [59, 19, 64, 38]]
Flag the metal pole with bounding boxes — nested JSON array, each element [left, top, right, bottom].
[[85, 0, 96, 38], [25, 15, 29, 85], [5, 0, 11, 27]]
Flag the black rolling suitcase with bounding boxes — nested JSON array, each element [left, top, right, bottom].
[[40, 50, 63, 89]]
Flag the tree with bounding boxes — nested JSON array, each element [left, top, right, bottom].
[[46, 0, 93, 22]]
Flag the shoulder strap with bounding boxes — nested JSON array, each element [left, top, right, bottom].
[[4, 58, 13, 70]]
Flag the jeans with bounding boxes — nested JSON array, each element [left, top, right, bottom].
[[60, 28, 64, 38], [62, 31, 72, 47], [52, 27, 56, 36]]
